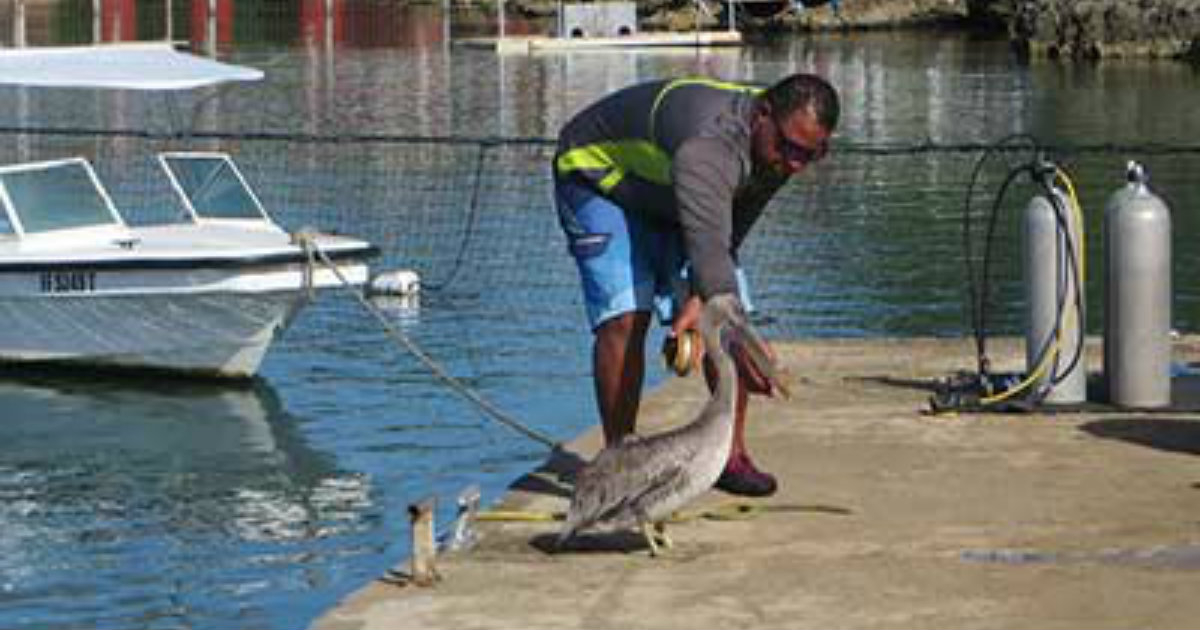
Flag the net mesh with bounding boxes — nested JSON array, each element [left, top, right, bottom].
[[2, 127, 1199, 344]]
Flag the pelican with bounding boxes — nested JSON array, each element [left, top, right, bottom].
[[558, 293, 790, 555]]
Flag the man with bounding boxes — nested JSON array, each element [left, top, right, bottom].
[[552, 73, 839, 497]]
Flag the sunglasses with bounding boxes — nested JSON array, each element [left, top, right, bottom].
[[774, 116, 828, 165]]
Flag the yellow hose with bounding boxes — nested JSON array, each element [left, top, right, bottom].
[[475, 500, 847, 525], [475, 510, 563, 522]]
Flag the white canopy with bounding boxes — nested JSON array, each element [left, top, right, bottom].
[[0, 43, 263, 90]]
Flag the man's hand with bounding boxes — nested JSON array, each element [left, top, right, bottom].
[[664, 295, 704, 376], [670, 294, 703, 340]]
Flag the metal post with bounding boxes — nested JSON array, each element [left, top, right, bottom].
[[443, 0, 450, 48], [324, 0, 333, 47], [206, 0, 217, 56], [92, 0, 101, 44], [728, 0, 736, 32], [165, 0, 173, 42], [408, 498, 440, 586], [497, 0, 505, 39], [13, 0, 26, 47]]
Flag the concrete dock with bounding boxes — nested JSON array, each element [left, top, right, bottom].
[[314, 337, 1200, 629]]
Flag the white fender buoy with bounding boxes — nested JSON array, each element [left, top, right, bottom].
[[367, 269, 421, 297]]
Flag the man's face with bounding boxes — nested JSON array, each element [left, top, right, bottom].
[[753, 105, 831, 176]]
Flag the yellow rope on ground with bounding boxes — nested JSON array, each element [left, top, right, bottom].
[[473, 500, 849, 525], [475, 510, 564, 522]]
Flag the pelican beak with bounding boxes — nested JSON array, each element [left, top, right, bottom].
[[728, 319, 792, 400]]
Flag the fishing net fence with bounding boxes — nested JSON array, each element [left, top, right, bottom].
[[2, 126, 1199, 348]]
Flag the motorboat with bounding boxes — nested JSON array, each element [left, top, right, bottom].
[[0, 44, 377, 378]]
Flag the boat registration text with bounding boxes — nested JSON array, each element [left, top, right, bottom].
[[40, 270, 97, 293]]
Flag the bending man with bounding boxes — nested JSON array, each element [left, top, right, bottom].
[[553, 73, 840, 496]]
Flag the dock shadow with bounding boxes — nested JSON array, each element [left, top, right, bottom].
[[853, 375, 942, 392], [529, 530, 650, 556], [508, 445, 586, 499], [1079, 417, 1200, 457]]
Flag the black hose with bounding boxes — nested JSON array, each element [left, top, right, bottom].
[[961, 133, 1039, 377], [963, 140, 1089, 409]]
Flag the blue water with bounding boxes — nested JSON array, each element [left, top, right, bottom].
[[1, 22, 1199, 630]]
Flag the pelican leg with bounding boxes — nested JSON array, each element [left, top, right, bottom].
[[640, 522, 662, 557]]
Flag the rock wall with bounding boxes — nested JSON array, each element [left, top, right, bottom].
[[763, 0, 971, 30], [501, 0, 1199, 61], [1010, 0, 1200, 60]]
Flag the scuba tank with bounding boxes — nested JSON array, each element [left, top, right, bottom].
[[1104, 161, 1172, 408], [1023, 177, 1086, 404]]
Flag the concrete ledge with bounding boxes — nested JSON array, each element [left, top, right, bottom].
[[459, 31, 742, 54], [314, 336, 1200, 630]]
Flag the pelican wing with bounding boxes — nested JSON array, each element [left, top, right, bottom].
[[560, 434, 699, 539]]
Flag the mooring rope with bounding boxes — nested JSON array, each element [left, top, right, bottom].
[[300, 232, 561, 450]]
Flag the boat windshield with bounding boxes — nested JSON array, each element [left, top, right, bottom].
[[160, 153, 269, 222], [0, 159, 121, 234]]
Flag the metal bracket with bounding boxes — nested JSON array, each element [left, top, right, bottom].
[[444, 484, 481, 552]]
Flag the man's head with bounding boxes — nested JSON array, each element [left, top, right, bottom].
[[752, 73, 840, 175]]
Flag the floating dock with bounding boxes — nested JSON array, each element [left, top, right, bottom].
[[460, 30, 743, 54], [313, 336, 1200, 629]]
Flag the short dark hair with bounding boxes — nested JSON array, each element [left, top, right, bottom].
[[762, 73, 840, 132]]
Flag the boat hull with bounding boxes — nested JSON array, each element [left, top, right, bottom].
[[0, 260, 369, 378]]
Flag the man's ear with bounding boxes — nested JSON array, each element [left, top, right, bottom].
[[755, 99, 772, 119]]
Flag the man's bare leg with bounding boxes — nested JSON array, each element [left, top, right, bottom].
[[593, 311, 651, 446]]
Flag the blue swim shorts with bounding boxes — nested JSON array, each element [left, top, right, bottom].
[[554, 181, 753, 330]]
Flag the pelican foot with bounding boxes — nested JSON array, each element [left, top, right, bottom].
[[653, 522, 674, 551], [640, 522, 674, 556], [641, 522, 665, 557]]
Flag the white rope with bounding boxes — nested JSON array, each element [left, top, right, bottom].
[[298, 233, 561, 450]]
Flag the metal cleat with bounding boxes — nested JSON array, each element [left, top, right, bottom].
[[443, 484, 481, 552]]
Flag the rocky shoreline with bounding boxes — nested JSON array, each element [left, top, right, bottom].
[[500, 0, 1198, 61]]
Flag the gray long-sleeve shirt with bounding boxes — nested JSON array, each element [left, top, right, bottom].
[[554, 78, 789, 298]]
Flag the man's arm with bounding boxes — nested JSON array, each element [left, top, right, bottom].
[[672, 137, 744, 300]]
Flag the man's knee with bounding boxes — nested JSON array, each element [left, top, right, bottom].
[[596, 311, 652, 348]]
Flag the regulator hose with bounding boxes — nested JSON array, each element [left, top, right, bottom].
[[959, 136, 1087, 409], [963, 134, 1041, 379]]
